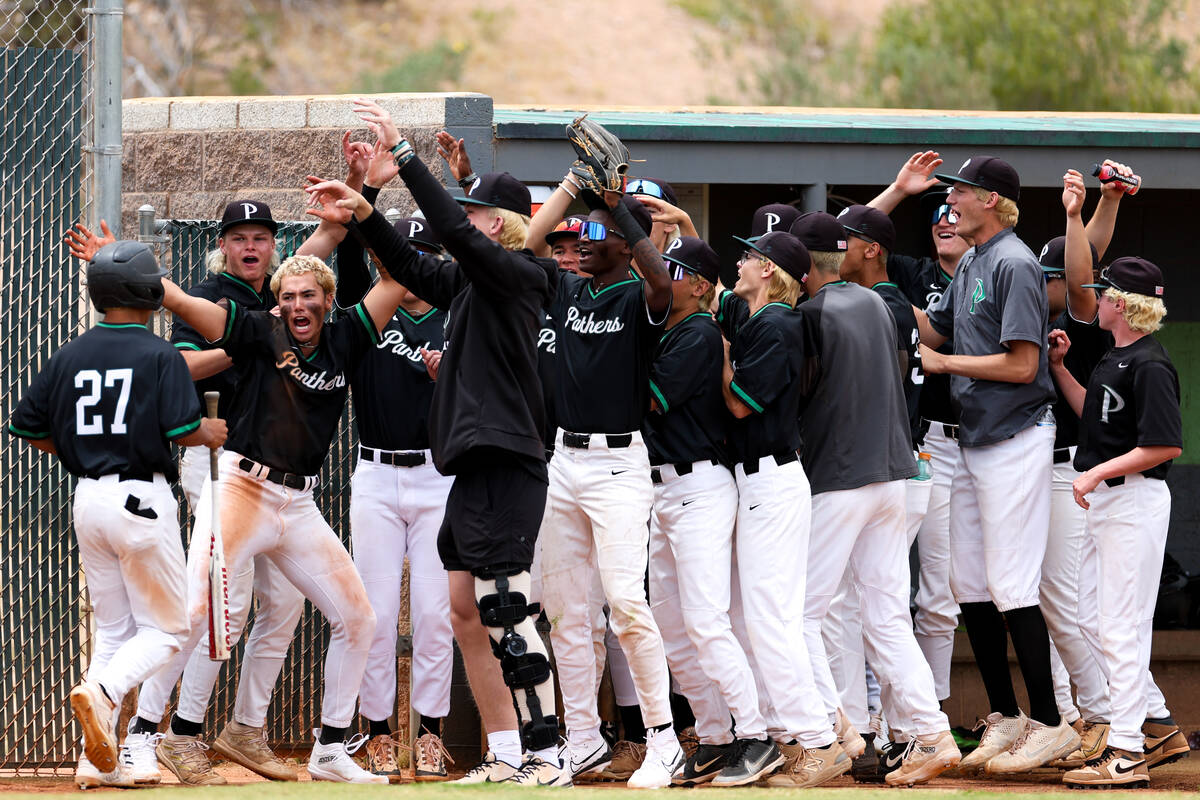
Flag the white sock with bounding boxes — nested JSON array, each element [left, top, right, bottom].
[[488, 730, 523, 768], [532, 745, 560, 763]]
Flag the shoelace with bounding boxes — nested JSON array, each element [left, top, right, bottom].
[[417, 734, 453, 767], [121, 733, 163, 770], [343, 732, 370, 756], [176, 738, 217, 770], [462, 756, 497, 777]]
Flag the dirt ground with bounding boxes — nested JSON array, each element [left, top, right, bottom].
[[2, 756, 1197, 794]]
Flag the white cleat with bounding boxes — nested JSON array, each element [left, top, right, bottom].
[[957, 711, 1027, 773], [453, 751, 520, 783], [75, 755, 135, 790], [69, 680, 118, 773], [306, 732, 388, 784], [120, 725, 164, 784], [506, 753, 572, 786], [986, 717, 1080, 774], [628, 726, 685, 789]]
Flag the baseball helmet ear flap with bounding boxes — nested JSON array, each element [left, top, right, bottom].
[[86, 240, 168, 312]]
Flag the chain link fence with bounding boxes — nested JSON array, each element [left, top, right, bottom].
[[1, 0, 97, 774]]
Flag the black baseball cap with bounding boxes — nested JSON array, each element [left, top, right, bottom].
[[1038, 236, 1099, 271], [662, 236, 720, 284], [789, 211, 848, 253], [837, 205, 896, 253], [455, 172, 531, 216], [545, 215, 586, 246], [746, 203, 801, 242], [1082, 256, 1165, 298], [618, 195, 654, 236], [626, 177, 677, 207], [919, 187, 952, 220], [393, 216, 442, 252], [733, 230, 811, 282], [934, 156, 1021, 202], [220, 200, 278, 236]]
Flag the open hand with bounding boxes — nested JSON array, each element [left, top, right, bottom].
[[353, 97, 400, 149], [64, 219, 116, 262], [893, 151, 944, 197], [303, 176, 365, 225], [1062, 170, 1085, 217], [435, 131, 473, 182], [342, 130, 372, 186]]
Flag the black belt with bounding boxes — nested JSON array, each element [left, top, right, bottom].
[[238, 458, 314, 490], [562, 432, 633, 449], [359, 445, 426, 467], [1053, 447, 1072, 464], [740, 450, 799, 476], [82, 471, 154, 482], [1105, 476, 1125, 488], [651, 459, 721, 485], [545, 446, 555, 463]]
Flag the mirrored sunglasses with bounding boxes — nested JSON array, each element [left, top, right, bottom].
[[580, 220, 624, 241], [627, 179, 665, 200], [933, 205, 959, 225]]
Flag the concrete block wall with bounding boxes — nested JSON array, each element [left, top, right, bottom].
[[120, 92, 495, 235]]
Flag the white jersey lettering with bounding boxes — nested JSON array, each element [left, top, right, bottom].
[[564, 306, 625, 335]]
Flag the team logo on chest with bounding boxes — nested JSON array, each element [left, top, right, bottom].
[[378, 328, 430, 363], [565, 305, 624, 335], [1099, 384, 1125, 423], [968, 278, 986, 313], [275, 351, 346, 391]]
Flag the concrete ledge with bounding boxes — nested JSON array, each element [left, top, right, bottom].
[[170, 98, 238, 130], [237, 98, 306, 130], [123, 99, 170, 132]]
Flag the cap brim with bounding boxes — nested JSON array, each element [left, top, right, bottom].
[[545, 230, 579, 245], [932, 173, 984, 190], [663, 253, 694, 269], [1041, 265, 1065, 273], [1080, 282, 1108, 289], [731, 235, 769, 260], [453, 196, 497, 208], [842, 224, 872, 241], [221, 219, 278, 235]]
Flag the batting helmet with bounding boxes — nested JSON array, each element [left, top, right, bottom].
[[87, 240, 167, 312]]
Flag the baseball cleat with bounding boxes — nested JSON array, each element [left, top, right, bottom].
[[956, 711, 1027, 773], [711, 737, 784, 787], [594, 739, 645, 780], [69, 681, 118, 773], [1142, 718, 1190, 769], [75, 755, 135, 790], [986, 717, 1080, 774], [627, 726, 685, 789], [120, 723, 163, 784], [836, 708, 867, 758], [363, 733, 403, 782], [885, 730, 962, 786], [156, 730, 227, 785], [563, 729, 612, 779], [213, 720, 298, 781], [850, 737, 881, 783], [307, 733, 388, 784], [1052, 721, 1110, 769], [673, 741, 734, 786], [1062, 745, 1149, 789], [413, 731, 452, 781], [767, 741, 851, 788], [506, 753, 572, 786], [453, 751, 520, 783]]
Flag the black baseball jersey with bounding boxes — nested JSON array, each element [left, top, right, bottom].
[[1051, 311, 1112, 449], [643, 312, 730, 465], [726, 302, 807, 463], [1074, 335, 1182, 480], [351, 305, 446, 451], [171, 271, 275, 420], [216, 300, 379, 475], [9, 323, 202, 481], [536, 309, 558, 445], [797, 282, 917, 493], [887, 252, 956, 425], [873, 281, 923, 446], [548, 270, 666, 434], [714, 289, 751, 343]]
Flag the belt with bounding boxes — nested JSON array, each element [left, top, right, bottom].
[[82, 471, 155, 482], [651, 459, 721, 485], [740, 450, 798, 476], [562, 432, 633, 449], [1053, 447, 1072, 464], [1105, 476, 1125, 488], [237, 458, 316, 491], [545, 446, 555, 463], [359, 445, 426, 467]]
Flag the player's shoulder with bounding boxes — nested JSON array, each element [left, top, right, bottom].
[[667, 312, 721, 346], [185, 272, 225, 299]]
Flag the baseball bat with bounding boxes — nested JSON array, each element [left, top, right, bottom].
[[204, 391, 231, 661]]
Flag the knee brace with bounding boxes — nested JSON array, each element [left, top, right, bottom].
[[475, 570, 558, 752]]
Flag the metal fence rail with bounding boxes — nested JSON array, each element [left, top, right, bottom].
[[1, 0, 96, 774]]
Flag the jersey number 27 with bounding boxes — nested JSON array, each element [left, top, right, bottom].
[[75, 369, 132, 435]]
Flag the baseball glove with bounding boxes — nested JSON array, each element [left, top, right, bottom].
[[565, 114, 629, 194]]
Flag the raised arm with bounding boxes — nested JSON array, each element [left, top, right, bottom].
[[636, 195, 699, 241], [161, 278, 229, 343], [1062, 169, 1097, 322], [1084, 158, 1134, 261], [526, 171, 579, 256], [606, 193, 671, 316], [868, 151, 944, 214]]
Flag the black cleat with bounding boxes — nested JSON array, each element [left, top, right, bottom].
[[671, 742, 734, 786], [712, 738, 785, 787], [851, 738, 883, 783]]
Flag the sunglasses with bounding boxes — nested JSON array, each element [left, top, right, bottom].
[[738, 249, 764, 264], [1043, 271, 1065, 282], [666, 261, 688, 281], [579, 220, 625, 241], [932, 205, 959, 225], [626, 179, 665, 200]]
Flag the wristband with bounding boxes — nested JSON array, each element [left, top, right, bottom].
[[457, 172, 479, 189], [391, 139, 415, 169], [559, 179, 578, 200]]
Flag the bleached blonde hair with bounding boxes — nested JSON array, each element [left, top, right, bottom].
[[811, 250, 845, 277], [687, 273, 717, 313], [765, 262, 802, 306], [1106, 287, 1167, 333], [269, 254, 335, 296], [972, 185, 1019, 228], [492, 208, 532, 251], [205, 248, 281, 275]]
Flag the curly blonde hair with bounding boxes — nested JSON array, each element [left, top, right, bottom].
[[1106, 287, 1167, 333], [971, 185, 1019, 228], [269, 254, 336, 296]]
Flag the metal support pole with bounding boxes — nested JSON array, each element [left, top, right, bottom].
[[92, 0, 123, 237], [801, 182, 827, 213]]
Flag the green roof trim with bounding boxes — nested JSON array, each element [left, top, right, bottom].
[[495, 108, 1200, 149]]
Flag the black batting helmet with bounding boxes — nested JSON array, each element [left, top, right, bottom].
[[87, 240, 167, 312]]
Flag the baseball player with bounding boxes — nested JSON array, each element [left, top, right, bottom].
[[718, 231, 847, 788], [642, 236, 779, 787], [794, 219, 960, 787], [9, 241, 226, 789], [330, 206, 455, 780], [158, 239, 408, 783], [537, 185, 686, 789], [869, 153, 968, 708], [746, 202, 801, 242], [920, 156, 1080, 772], [1048, 256, 1182, 789], [350, 97, 571, 786]]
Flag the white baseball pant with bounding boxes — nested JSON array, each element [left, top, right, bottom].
[[137, 446, 306, 729], [648, 460, 761, 743], [914, 424, 961, 701], [1043, 452, 1110, 722], [1077, 475, 1173, 751], [74, 475, 188, 706], [174, 451, 374, 728], [807, 481, 948, 737], [734, 457, 833, 747], [539, 431, 671, 732], [949, 419, 1056, 611], [351, 453, 454, 722]]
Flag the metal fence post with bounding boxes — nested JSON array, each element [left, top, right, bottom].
[[92, 0, 123, 237]]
